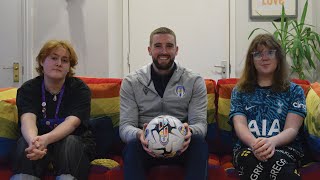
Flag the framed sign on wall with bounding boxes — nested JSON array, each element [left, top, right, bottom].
[[250, 0, 297, 19]]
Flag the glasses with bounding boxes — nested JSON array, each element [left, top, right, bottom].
[[251, 50, 277, 61]]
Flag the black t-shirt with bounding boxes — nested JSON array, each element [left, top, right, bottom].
[[16, 76, 91, 136], [151, 63, 176, 98]]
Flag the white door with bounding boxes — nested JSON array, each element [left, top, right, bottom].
[[0, 0, 23, 88], [123, 0, 230, 80]]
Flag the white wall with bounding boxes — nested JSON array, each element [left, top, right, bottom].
[[33, 0, 318, 79], [123, 0, 230, 80], [313, 0, 320, 82], [234, 0, 318, 81], [33, 0, 122, 78], [316, 0, 320, 34], [1, 0, 319, 81]]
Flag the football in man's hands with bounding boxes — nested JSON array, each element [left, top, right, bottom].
[[144, 115, 187, 158]]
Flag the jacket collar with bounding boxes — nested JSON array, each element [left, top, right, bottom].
[[136, 62, 185, 88]]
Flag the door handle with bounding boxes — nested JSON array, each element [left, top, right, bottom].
[[214, 60, 227, 78], [2, 62, 19, 82], [13, 63, 19, 82]]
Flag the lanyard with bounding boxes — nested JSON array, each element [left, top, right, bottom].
[[41, 80, 65, 119]]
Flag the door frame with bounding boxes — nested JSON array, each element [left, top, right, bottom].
[[122, 0, 236, 78], [22, 0, 34, 83]]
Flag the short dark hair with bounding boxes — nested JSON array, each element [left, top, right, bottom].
[[149, 27, 176, 46]]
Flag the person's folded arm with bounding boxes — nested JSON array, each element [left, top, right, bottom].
[[269, 112, 304, 147], [38, 116, 81, 148], [233, 114, 257, 148], [20, 113, 38, 146]]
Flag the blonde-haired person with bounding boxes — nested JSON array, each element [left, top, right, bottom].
[[11, 40, 95, 180], [229, 34, 306, 180]]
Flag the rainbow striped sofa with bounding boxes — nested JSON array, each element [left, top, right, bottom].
[[0, 77, 319, 180]]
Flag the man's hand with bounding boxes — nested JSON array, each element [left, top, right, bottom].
[[179, 123, 192, 155], [137, 123, 156, 157]]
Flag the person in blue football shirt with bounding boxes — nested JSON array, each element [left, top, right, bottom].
[[229, 33, 306, 180]]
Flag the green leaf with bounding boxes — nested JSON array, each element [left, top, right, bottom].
[[280, 5, 285, 33], [300, 0, 308, 32], [303, 40, 315, 69], [248, 28, 270, 40], [314, 33, 320, 45], [248, 28, 261, 39], [310, 45, 320, 62]]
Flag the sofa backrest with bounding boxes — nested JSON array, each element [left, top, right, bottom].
[[79, 77, 123, 156], [80, 77, 218, 156], [304, 82, 320, 161], [0, 77, 316, 160], [0, 88, 19, 163], [79, 77, 122, 125], [215, 78, 239, 154]]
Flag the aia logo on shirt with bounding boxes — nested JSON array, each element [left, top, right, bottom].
[[248, 119, 280, 136]]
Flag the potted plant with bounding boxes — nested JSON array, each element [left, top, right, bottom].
[[249, 0, 320, 80]]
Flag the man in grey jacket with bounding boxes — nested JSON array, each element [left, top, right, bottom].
[[119, 27, 208, 180]]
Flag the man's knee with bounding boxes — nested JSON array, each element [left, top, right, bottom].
[[123, 139, 142, 155], [187, 135, 208, 160], [189, 135, 207, 150]]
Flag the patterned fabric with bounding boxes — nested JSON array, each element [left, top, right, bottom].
[[0, 88, 18, 139], [216, 79, 310, 155], [291, 79, 311, 96], [205, 79, 220, 154], [229, 83, 307, 153], [78, 77, 123, 155], [305, 82, 320, 161], [216, 78, 239, 154], [0, 88, 19, 162], [79, 77, 122, 127], [205, 79, 216, 124]]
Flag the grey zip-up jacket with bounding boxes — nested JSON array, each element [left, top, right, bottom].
[[119, 63, 207, 143]]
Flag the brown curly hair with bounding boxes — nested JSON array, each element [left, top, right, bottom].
[[36, 40, 78, 77]]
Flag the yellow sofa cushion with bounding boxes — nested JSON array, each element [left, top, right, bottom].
[[79, 77, 122, 127], [0, 88, 19, 162], [0, 88, 18, 140], [305, 82, 320, 161]]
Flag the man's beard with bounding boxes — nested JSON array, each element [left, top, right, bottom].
[[152, 57, 175, 70]]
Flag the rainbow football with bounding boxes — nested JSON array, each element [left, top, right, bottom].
[[144, 115, 186, 158]]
